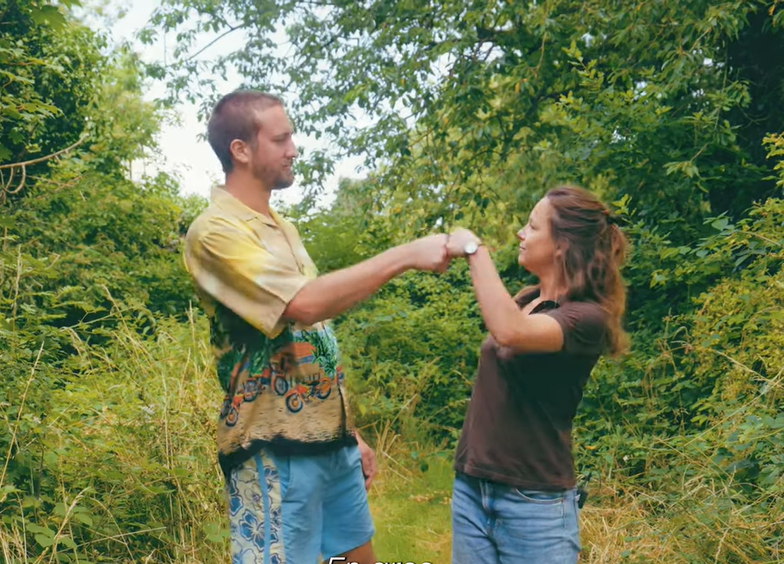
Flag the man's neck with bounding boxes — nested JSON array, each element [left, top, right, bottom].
[[223, 172, 273, 218]]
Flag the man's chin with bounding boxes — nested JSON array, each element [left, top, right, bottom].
[[272, 176, 295, 190]]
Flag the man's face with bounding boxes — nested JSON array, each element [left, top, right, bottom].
[[248, 104, 297, 190]]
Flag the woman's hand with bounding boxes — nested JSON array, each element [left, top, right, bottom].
[[447, 228, 481, 258]]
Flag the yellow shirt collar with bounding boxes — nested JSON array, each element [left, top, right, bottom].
[[210, 186, 279, 227]]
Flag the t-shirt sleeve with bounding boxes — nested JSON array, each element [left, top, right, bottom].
[[547, 301, 608, 356], [184, 217, 310, 337]]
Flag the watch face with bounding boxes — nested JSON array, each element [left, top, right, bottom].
[[464, 241, 478, 255]]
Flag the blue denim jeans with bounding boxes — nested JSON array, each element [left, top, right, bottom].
[[451, 472, 580, 564]]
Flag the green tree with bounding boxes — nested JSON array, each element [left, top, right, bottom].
[[0, 0, 97, 171], [147, 0, 783, 327], [1, 4, 208, 561]]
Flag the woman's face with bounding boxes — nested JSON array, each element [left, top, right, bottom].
[[517, 197, 560, 274]]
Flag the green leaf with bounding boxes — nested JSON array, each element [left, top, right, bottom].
[[73, 512, 94, 527], [0, 484, 19, 502], [30, 5, 67, 29], [34, 533, 55, 548], [26, 523, 55, 536]]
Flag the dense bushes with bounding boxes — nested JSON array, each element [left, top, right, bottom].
[[2, 0, 783, 562]]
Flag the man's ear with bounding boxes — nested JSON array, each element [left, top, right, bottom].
[[229, 139, 251, 166]]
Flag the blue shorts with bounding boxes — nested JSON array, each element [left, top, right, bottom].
[[227, 445, 375, 564]]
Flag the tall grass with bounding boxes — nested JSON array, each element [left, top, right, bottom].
[[0, 307, 228, 563], [1, 306, 781, 563]]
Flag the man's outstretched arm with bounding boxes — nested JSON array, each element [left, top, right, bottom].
[[186, 223, 449, 337], [283, 234, 449, 326]]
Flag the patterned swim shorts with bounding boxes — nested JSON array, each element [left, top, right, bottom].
[[228, 446, 374, 564]]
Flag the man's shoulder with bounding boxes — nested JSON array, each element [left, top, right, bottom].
[[185, 204, 249, 246], [270, 209, 300, 232]]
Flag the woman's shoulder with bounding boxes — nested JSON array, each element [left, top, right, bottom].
[[559, 298, 606, 316], [549, 299, 609, 338], [514, 286, 540, 307]]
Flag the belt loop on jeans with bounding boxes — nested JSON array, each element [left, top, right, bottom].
[[479, 478, 491, 513]]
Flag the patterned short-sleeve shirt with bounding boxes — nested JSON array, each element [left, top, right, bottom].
[[184, 187, 356, 473]]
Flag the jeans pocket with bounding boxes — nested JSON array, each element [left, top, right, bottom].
[[513, 488, 566, 505]]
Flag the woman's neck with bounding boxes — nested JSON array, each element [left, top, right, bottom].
[[537, 270, 567, 302]]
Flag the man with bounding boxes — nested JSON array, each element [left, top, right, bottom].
[[183, 90, 449, 564]]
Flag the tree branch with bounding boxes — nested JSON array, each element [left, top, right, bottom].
[[0, 134, 88, 200], [0, 134, 89, 170], [5, 165, 25, 195], [183, 24, 246, 63]]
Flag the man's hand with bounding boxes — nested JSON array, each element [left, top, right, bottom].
[[446, 228, 481, 258], [406, 234, 450, 273], [355, 432, 377, 490]]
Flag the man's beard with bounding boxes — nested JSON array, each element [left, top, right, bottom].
[[253, 161, 294, 190], [272, 174, 294, 190]]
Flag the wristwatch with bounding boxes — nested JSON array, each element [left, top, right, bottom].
[[464, 240, 482, 256]]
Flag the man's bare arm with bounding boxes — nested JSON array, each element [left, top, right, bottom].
[[283, 235, 448, 325]]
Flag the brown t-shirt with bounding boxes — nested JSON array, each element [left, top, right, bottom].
[[454, 291, 608, 491]]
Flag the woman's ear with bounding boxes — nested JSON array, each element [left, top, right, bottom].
[[554, 240, 569, 258]]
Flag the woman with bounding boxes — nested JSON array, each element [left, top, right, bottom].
[[446, 185, 628, 564]]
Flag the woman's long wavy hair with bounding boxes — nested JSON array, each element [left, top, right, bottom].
[[544, 185, 629, 356]]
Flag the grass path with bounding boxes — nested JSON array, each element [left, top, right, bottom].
[[365, 451, 678, 564], [369, 452, 453, 563]]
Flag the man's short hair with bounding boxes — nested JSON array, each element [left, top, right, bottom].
[[207, 90, 283, 174]]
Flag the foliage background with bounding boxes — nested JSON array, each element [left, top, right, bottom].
[[1, 0, 783, 562]]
